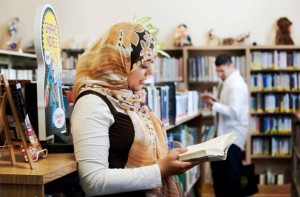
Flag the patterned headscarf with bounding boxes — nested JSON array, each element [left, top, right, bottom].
[[73, 22, 182, 196]]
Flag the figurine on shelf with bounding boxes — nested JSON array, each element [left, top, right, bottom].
[[173, 24, 192, 47], [275, 17, 294, 45], [23, 41, 35, 54], [6, 17, 21, 51], [208, 29, 250, 46], [208, 29, 221, 46]]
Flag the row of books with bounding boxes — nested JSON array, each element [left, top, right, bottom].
[[188, 56, 218, 82], [62, 55, 79, 70], [259, 172, 285, 185], [0, 68, 36, 81], [175, 90, 201, 122], [250, 116, 292, 134], [252, 137, 290, 156], [150, 57, 183, 83], [250, 93, 300, 113], [61, 82, 203, 132], [200, 125, 215, 142], [61, 69, 76, 85], [250, 73, 300, 91], [145, 82, 202, 126], [61, 50, 83, 70], [188, 55, 247, 82], [167, 125, 200, 194], [144, 84, 173, 126], [167, 125, 198, 153], [251, 51, 300, 69]]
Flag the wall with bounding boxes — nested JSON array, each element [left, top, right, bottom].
[[0, 0, 299, 50]]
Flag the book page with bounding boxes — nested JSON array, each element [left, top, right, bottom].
[[183, 132, 237, 155], [200, 93, 219, 102]]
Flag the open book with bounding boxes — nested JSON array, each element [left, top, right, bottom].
[[178, 132, 238, 162], [200, 93, 219, 102]]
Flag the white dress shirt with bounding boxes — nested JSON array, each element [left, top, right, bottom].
[[212, 70, 249, 149], [71, 94, 162, 196]]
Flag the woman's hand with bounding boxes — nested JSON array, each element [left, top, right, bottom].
[[157, 148, 208, 179]]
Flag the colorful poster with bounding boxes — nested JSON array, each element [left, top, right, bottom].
[[34, 4, 66, 141]]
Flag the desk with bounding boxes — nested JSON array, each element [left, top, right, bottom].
[[0, 153, 77, 197]]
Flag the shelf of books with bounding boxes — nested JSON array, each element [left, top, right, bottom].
[[183, 46, 248, 131], [152, 46, 300, 196], [0, 49, 37, 81], [61, 48, 85, 85], [184, 46, 248, 194], [248, 45, 300, 195], [159, 47, 250, 196], [152, 48, 213, 196]]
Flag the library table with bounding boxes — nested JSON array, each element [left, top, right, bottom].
[[0, 153, 77, 197]]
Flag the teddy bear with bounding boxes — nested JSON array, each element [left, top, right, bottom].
[[275, 17, 294, 45], [173, 24, 192, 47]]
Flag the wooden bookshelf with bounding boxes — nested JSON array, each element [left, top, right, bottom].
[[164, 45, 300, 196], [248, 46, 300, 193], [0, 49, 37, 81], [183, 46, 248, 196]]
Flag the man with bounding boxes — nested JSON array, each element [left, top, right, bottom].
[[201, 54, 249, 197]]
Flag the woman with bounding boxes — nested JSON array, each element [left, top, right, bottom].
[[71, 22, 203, 196]]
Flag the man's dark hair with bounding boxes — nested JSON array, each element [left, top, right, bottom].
[[215, 54, 232, 66]]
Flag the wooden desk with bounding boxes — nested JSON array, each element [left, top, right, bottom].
[[0, 153, 77, 197]]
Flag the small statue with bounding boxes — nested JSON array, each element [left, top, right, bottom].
[[275, 17, 294, 45], [208, 29, 250, 46], [7, 17, 20, 50], [173, 24, 192, 47]]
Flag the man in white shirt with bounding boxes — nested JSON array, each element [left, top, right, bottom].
[[201, 54, 249, 197]]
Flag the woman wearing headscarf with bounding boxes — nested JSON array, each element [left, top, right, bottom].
[[71, 22, 203, 196]]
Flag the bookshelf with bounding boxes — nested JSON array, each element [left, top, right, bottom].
[[61, 48, 84, 70], [0, 49, 37, 81], [183, 46, 248, 194], [148, 49, 201, 196], [163, 46, 300, 196], [61, 48, 84, 85], [159, 47, 248, 196], [247, 45, 300, 195]]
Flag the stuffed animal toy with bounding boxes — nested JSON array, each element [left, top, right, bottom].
[[275, 17, 294, 45], [208, 29, 250, 46], [173, 24, 192, 47]]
